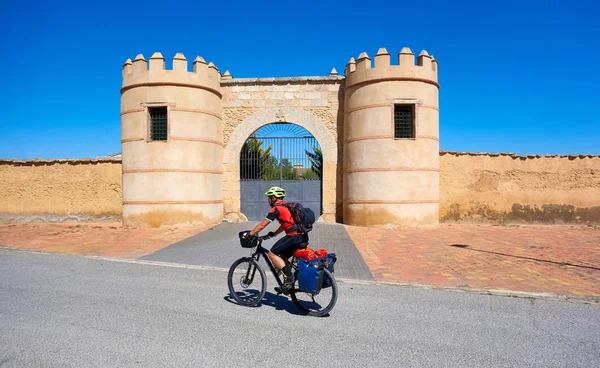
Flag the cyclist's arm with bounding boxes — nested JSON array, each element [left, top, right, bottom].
[[249, 219, 270, 236], [272, 224, 284, 236], [249, 207, 280, 236]]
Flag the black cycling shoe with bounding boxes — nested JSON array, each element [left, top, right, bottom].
[[274, 276, 295, 295], [274, 286, 290, 295], [282, 276, 294, 290]]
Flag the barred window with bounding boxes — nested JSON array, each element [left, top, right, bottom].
[[149, 107, 168, 141], [394, 104, 415, 139]]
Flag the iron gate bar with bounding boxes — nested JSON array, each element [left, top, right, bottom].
[[240, 135, 322, 221]]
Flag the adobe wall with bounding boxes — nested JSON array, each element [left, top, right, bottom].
[[440, 152, 600, 225], [0, 158, 122, 223], [1, 152, 599, 225]]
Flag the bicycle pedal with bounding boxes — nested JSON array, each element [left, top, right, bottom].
[[274, 286, 290, 296]]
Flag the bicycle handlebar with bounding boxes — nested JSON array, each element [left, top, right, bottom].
[[241, 233, 272, 242]]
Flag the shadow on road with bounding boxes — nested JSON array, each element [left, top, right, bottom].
[[223, 292, 307, 316], [449, 244, 599, 270]]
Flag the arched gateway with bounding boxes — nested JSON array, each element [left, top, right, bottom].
[[223, 108, 338, 223], [238, 123, 322, 220]]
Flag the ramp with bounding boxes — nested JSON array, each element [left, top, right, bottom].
[[140, 222, 374, 281]]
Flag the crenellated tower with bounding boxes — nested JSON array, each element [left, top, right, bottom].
[[120, 52, 223, 227], [343, 47, 440, 227]]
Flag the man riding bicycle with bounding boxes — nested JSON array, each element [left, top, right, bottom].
[[244, 186, 308, 291]]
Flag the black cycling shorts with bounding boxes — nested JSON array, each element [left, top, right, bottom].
[[270, 234, 308, 259]]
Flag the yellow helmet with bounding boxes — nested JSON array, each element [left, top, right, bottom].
[[264, 186, 286, 198]]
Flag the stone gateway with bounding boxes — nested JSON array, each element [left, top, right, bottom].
[[120, 47, 440, 228]]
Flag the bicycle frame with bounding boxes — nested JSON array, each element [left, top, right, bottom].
[[230, 234, 338, 316], [248, 238, 297, 290]]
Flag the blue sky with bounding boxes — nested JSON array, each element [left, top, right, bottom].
[[2, 0, 598, 159]]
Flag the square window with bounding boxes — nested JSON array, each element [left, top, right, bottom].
[[149, 106, 168, 141], [394, 104, 415, 139]]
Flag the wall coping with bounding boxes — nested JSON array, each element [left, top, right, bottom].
[[1, 151, 598, 165], [220, 76, 345, 85], [0, 157, 122, 165], [440, 151, 600, 159]]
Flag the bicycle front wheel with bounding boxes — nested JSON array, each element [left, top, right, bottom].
[[227, 257, 266, 307], [291, 268, 338, 317]]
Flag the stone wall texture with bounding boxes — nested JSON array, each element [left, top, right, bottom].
[[221, 80, 342, 147], [0, 159, 122, 223], [220, 79, 344, 222], [2, 153, 598, 225]]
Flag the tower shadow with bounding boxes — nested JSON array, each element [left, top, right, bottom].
[[448, 244, 600, 270]]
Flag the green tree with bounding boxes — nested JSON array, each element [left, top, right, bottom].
[[240, 135, 276, 180], [261, 155, 280, 180], [301, 168, 320, 180], [305, 146, 322, 179], [280, 158, 300, 180]]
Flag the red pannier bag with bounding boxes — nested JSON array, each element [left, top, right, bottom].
[[313, 248, 328, 259], [294, 247, 317, 260]]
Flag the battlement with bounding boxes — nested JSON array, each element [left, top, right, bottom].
[[121, 52, 222, 94], [344, 47, 438, 89]]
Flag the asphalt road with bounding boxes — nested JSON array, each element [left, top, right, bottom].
[[1, 248, 599, 367]]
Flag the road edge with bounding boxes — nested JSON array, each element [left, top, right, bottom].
[[2, 245, 598, 305]]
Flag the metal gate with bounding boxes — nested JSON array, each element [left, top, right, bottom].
[[240, 135, 322, 221]]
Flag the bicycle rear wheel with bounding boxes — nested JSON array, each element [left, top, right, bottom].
[[291, 268, 338, 317], [227, 257, 266, 307]]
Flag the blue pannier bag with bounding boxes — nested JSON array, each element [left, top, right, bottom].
[[322, 253, 337, 289], [297, 257, 325, 293]]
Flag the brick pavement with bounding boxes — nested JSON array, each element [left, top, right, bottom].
[[0, 222, 210, 259], [1, 221, 599, 299], [345, 224, 600, 298]]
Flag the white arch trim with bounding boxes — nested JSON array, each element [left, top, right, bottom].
[[224, 108, 337, 165]]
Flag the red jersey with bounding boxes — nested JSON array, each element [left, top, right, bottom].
[[265, 201, 300, 236]]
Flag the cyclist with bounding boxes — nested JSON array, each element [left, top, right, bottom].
[[245, 186, 308, 291]]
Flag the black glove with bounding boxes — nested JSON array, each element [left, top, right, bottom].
[[268, 231, 275, 238]]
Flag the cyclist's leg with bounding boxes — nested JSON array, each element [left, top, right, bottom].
[[268, 235, 301, 270], [268, 235, 296, 269], [282, 234, 306, 259], [269, 235, 303, 287]]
